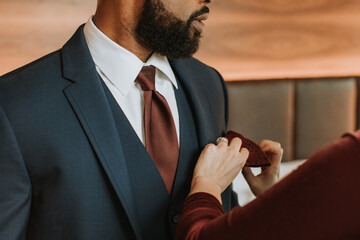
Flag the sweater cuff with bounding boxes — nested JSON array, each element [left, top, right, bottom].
[[183, 192, 224, 214]]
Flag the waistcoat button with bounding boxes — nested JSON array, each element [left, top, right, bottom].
[[172, 214, 180, 224]]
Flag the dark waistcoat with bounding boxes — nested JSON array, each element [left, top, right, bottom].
[[102, 78, 200, 240]]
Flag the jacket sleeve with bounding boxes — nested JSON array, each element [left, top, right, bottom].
[[0, 104, 31, 239]]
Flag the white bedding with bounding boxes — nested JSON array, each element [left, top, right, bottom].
[[233, 159, 307, 206]]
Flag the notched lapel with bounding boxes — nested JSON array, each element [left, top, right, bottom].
[[61, 26, 142, 240], [169, 59, 224, 148]]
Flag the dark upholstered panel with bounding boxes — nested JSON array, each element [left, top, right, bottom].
[[357, 78, 360, 129], [226, 80, 294, 161], [295, 78, 357, 159], [226, 78, 358, 161]]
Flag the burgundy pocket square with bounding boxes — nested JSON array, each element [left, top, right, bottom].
[[225, 131, 271, 167]]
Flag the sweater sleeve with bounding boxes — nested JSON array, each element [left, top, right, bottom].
[[176, 131, 360, 240], [175, 192, 225, 240]]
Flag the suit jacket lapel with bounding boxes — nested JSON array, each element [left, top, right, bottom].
[[169, 59, 225, 148], [61, 25, 142, 240]]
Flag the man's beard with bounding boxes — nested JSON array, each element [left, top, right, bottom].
[[135, 0, 209, 59]]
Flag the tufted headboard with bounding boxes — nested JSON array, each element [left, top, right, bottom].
[[226, 77, 359, 161]]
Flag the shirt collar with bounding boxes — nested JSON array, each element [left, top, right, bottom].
[[83, 17, 178, 96], [146, 53, 178, 89]]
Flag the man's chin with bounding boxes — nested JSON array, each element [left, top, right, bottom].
[[135, 26, 201, 59]]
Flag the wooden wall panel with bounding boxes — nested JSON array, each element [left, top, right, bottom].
[[1, 0, 360, 81], [195, 0, 360, 80], [0, 0, 96, 75]]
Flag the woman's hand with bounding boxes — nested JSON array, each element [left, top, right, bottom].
[[242, 140, 283, 197], [189, 137, 249, 203]]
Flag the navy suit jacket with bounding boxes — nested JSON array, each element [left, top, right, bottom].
[[0, 26, 237, 239]]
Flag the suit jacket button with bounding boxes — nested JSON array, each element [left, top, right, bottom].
[[172, 214, 180, 224]]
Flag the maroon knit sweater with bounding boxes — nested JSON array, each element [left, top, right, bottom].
[[176, 131, 360, 240]]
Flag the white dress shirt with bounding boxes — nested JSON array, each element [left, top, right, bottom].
[[83, 17, 180, 145]]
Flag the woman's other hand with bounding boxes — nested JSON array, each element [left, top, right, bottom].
[[242, 140, 283, 197], [189, 137, 249, 203]]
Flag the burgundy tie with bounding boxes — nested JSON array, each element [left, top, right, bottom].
[[136, 66, 179, 194]]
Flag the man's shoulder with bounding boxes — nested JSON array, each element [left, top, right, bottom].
[[169, 57, 223, 81], [177, 57, 207, 66], [0, 49, 67, 108], [174, 57, 217, 71], [0, 50, 65, 99], [1, 50, 62, 81]]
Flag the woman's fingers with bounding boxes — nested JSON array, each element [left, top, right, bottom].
[[240, 146, 249, 156], [259, 140, 283, 164], [216, 137, 243, 152], [259, 140, 281, 152], [216, 137, 229, 147], [241, 139, 284, 197], [242, 166, 255, 183], [229, 137, 242, 151], [193, 136, 249, 192], [239, 147, 249, 165]]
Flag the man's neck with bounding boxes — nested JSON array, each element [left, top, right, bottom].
[[93, 6, 152, 62]]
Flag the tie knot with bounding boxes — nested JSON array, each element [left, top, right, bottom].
[[136, 66, 156, 91]]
